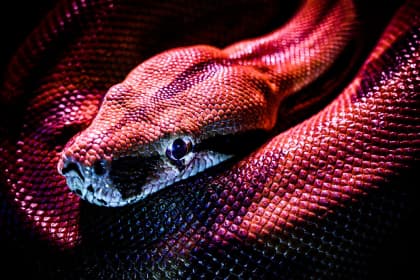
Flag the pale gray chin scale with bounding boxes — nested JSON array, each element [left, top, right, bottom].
[[66, 175, 126, 207]]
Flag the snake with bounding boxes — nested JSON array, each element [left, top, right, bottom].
[[56, 0, 356, 207], [0, 0, 419, 279]]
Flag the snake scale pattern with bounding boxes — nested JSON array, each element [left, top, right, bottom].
[[0, 0, 419, 279]]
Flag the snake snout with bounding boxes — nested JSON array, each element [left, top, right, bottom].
[[58, 156, 87, 196], [58, 155, 123, 206]]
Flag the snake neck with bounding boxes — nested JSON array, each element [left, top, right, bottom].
[[224, 0, 356, 98]]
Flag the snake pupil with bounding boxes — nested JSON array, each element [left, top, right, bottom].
[[167, 138, 192, 161]]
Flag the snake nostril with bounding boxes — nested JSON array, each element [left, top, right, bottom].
[[93, 160, 108, 176], [61, 162, 85, 181]]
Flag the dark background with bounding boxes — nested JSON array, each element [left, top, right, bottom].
[[0, 1, 57, 76]]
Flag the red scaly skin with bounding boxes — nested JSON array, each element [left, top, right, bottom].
[[0, 0, 418, 278], [57, 0, 356, 207]]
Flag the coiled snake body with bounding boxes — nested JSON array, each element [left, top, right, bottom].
[[0, 0, 419, 278]]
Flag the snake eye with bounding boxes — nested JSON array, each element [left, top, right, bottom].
[[166, 137, 193, 161]]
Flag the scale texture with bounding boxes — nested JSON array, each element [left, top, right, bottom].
[[0, 0, 419, 279]]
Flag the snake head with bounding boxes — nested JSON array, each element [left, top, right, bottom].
[[57, 46, 278, 207]]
